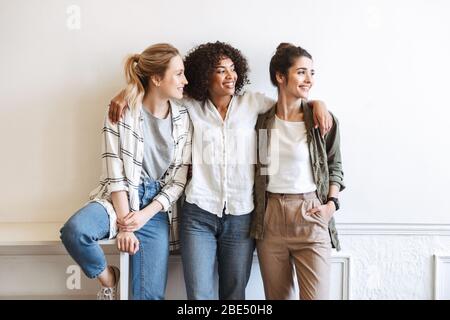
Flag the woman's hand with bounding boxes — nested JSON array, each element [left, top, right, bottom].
[[310, 100, 333, 137], [306, 202, 336, 223], [117, 211, 150, 233], [116, 231, 139, 255], [109, 90, 128, 123]]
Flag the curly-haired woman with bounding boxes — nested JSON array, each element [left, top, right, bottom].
[[108, 41, 331, 300]]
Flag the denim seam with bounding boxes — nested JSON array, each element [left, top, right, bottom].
[[140, 242, 145, 299]]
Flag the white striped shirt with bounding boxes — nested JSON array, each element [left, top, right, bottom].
[[88, 100, 192, 251]]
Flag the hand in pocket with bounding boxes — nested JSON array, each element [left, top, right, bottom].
[[306, 202, 335, 223]]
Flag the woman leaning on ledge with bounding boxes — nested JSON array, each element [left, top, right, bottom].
[[60, 43, 192, 300]]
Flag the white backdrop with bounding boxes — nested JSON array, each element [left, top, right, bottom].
[[1, 0, 450, 224]]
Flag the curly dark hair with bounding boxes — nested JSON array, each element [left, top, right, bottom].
[[184, 41, 250, 101]]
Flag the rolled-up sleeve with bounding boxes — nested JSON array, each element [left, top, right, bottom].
[[101, 114, 129, 195], [325, 113, 345, 191]]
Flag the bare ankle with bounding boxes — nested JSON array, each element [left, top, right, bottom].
[[98, 266, 115, 287]]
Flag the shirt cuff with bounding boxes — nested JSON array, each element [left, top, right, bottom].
[[154, 193, 170, 212], [330, 181, 345, 192], [107, 182, 129, 194]]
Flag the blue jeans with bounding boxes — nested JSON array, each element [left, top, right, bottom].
[[180, 201, 255, 300], [60, 177, 169, 300]]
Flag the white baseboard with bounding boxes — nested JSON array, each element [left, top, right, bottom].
[[337, 223, 450, 236]]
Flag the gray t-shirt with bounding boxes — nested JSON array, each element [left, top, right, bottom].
[[140, 107, 174, 183]]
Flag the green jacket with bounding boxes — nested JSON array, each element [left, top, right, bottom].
[[250, 100, 345, 250]]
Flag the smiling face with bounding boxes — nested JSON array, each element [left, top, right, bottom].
[[157, 55, 188, 100], [207, 56, 238, 98], [278, 56, 314, 99]]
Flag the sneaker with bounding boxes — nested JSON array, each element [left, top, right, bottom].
[[96, 266, 120, 300]]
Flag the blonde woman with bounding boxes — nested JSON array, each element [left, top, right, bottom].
[[60, 43, 192, 300], [252, 43, 345, 300]]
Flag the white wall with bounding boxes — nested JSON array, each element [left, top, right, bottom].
[[1, 0, 450, 299]]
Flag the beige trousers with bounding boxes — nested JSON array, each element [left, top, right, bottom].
[[256, 192, 331, 300]]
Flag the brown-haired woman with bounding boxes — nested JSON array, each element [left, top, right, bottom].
[[251, 43, 345, 300]]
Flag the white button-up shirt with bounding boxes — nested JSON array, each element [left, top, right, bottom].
[[184, 92, 274, 216]]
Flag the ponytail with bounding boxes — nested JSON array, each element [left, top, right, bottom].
[[123, 44, 180, 115], [124, 54, 145, 114]]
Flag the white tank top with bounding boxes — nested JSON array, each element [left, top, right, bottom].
[[266, 115, 317, 194]]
